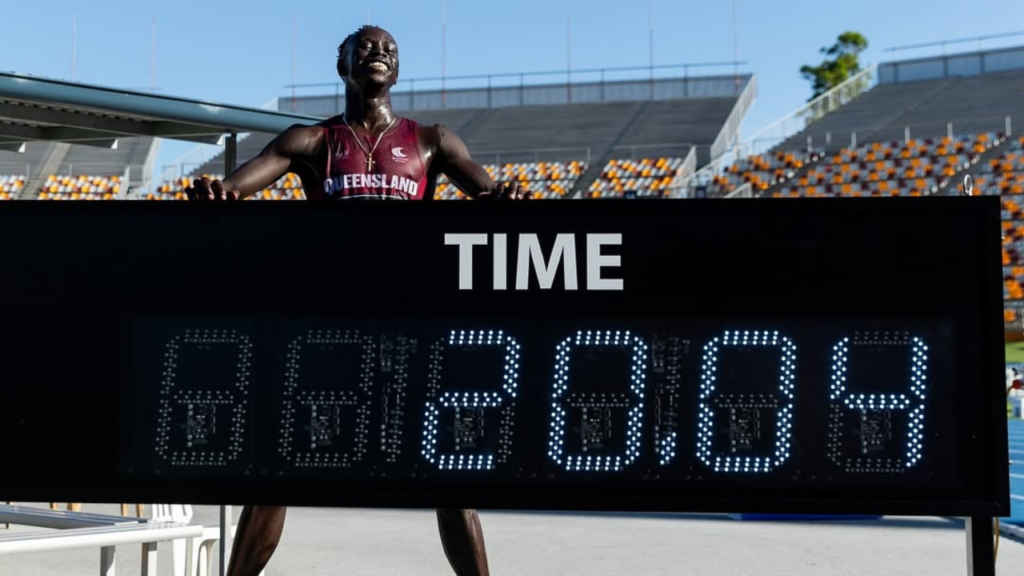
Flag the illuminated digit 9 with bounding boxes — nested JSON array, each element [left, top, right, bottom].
[[155, 328, 252, 468], [548, 330, 649, 472], [694, 330, 796, 473], [278, 329, 375, 469], [421, 330, 521, 470], [828, 332, 928, 472]]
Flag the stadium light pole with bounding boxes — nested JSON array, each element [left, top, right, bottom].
[[442, 0, 447, 109], [151, 17, 156, 93], [291, 15, 297, 112], [732, 0, 740, 94], [71, 16, 76, 82], [566, 0, 572, 102], [648, 0, 654, 97]]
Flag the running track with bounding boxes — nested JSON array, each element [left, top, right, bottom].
[[1007, 419, 1024, 520]]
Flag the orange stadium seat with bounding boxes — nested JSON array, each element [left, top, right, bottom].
[[151, 174, 307, 201], [37, 174, 121, 200], [436, 160, 587, 200], [588, 157, 687, 199]]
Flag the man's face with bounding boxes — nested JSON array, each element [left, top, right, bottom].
[[344, 27, 400, 89]]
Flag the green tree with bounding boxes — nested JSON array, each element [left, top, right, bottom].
[[800, 32, 869, 101]]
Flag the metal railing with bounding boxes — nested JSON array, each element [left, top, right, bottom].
[[804, 114, 1013, 152], [466, 146, 592, 166], [725, 182, 753, 198], [673, 65, 877, 197], [608, 142, 694, 162], [884, 31, 1024, 61], [709, 74, 759, 160], [881, 43, 1024, 84], [282, 62, 750, 113], [737, 64, 876, 158], [658, 146, 700, 197]]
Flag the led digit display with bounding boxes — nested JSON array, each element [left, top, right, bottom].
[[548, 330, 648, 472], [695, 330, 796, 474], [0, 199, 1007, 517], [422, 330, 521, 471]]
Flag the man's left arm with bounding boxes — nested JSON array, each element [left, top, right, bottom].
[[430, 125, 529, 200]]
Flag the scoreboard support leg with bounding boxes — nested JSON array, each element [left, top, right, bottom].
[[966, 516, 995, 576]]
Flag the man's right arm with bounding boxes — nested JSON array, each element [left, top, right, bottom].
[[186, 124, 322, 200]]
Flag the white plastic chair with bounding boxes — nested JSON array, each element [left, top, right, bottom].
[[151, 504, 263, 576]]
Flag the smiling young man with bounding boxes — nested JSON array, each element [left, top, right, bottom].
[[186, 26, 526, 203], [184, 25, 525, 576]]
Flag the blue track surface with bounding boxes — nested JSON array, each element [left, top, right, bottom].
[[1007, 419, 1024, 521]]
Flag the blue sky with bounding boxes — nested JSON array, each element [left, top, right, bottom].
[[2, 0, 1023, 177]]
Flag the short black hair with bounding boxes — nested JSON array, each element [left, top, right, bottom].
[[337, 25, 378, 77]]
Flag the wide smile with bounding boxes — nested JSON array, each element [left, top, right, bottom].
[[365, 61, 391, 72]]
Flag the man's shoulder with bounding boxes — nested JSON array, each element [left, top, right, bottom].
[[273, 122, 330, 158], [287, 117, 337, 132], [416, 122, 462, 143]]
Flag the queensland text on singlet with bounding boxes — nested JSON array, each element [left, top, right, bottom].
[[318, 117, 430, 201]]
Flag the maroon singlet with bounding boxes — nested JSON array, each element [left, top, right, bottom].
[[317, 117, 430, 201]]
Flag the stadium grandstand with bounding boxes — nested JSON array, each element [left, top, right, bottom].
[[156, 64, 755, 200]]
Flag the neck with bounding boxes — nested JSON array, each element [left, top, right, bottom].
[[344, 86, 396, 130]]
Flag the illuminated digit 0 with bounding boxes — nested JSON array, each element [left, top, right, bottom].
[[154, 328, 253, 468], [421, 330, 521, 471], [547, 330, 648, 472], [693, 330, 796, 473]]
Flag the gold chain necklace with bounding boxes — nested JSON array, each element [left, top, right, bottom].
[[341, 114, 397, 172]]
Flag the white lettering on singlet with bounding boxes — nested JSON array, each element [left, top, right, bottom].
[[323, 174, 420, 198]]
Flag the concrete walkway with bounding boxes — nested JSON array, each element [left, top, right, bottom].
[[0, 503, 1019, 575]]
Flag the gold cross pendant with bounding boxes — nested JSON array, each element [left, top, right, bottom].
[[366, 154, 375, 173]]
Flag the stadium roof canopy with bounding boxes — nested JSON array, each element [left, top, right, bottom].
[[0, 71, 321, 155]]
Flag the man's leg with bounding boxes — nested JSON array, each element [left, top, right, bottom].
[[436, 508, 490, 576], [226, 505, 288, 576]]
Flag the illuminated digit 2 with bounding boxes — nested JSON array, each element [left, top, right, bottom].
[[694, 330, 796, 473], [421, 330, 521, 470], [828, 332, 927, 472], [155, 328, 252, 468], [278, 329, 375, 468], [548, 330, 649, 472]]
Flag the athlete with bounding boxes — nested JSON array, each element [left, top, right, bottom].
[[185, 24, 527, 576], [185, 26, 526, 203]]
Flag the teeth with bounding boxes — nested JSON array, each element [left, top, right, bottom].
[[369, 62, 388, 71]]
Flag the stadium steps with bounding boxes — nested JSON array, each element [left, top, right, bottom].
[[404, 108, 487, 137], [858, 80, 958, 144], [0, 141, 56, 187], [863, 71, 1024, 143], [191, 133, 276, 179], [23, 143, 70, 198], [774, 70, 1024, 154], [437, 109, 493, 145], [569, 102, 654, 198], [775, 78, 956, 152]]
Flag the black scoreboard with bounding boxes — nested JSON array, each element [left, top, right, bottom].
[[0, 197, 1008, 517]]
